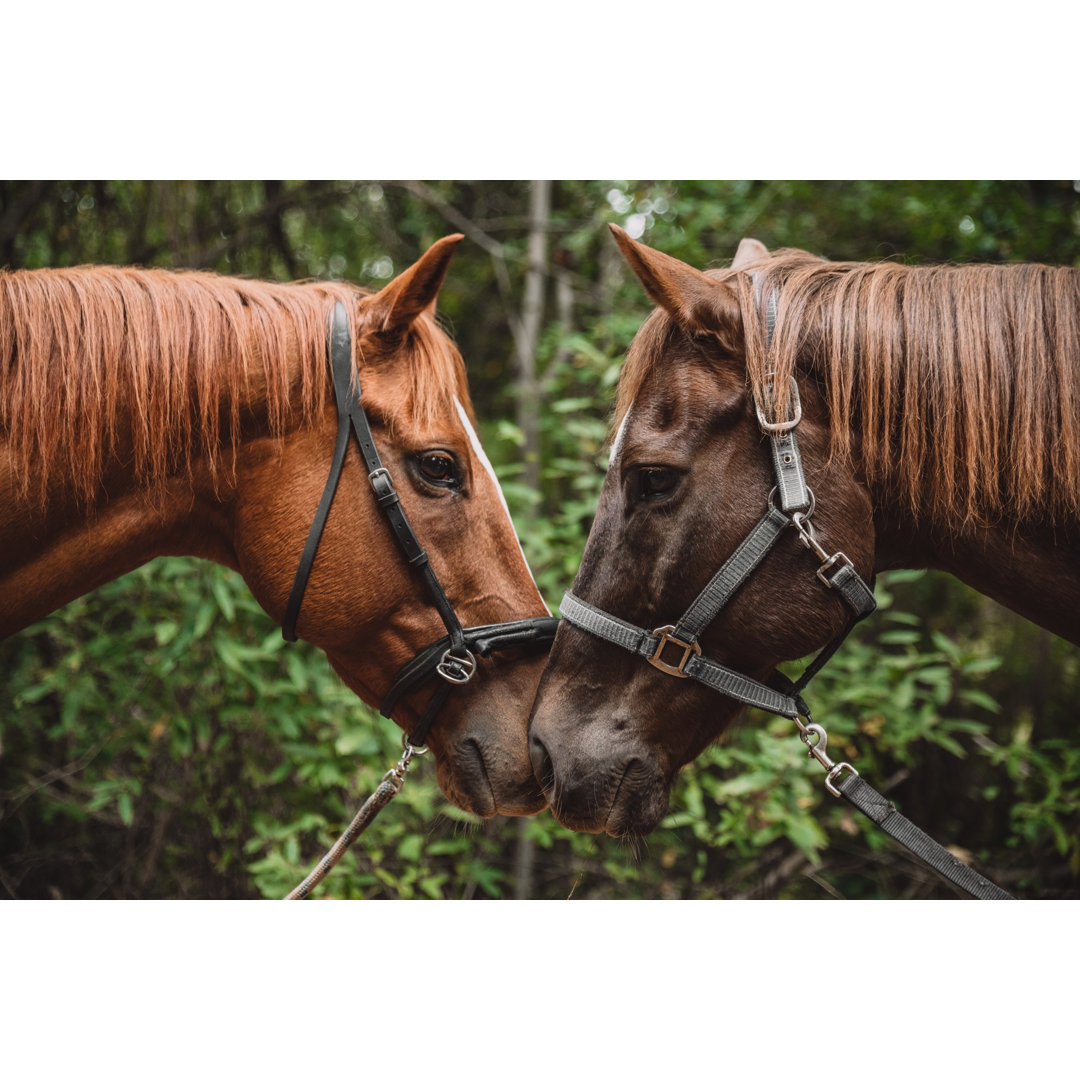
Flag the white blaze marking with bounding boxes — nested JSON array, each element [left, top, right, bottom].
[[608, 407, 633, 469], [454, 397, 550, 613]]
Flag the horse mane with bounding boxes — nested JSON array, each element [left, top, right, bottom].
[[618, 249, 1080, 528], [0, 265, 468, 507]]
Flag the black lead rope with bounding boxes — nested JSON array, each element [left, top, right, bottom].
[[836, 774, 1014, 900], [282, 301, 557, 748]]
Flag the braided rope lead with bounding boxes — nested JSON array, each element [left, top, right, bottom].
[[283, 741, 425, 900]]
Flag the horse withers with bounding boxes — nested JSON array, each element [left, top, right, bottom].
[[1, 236, 551, 818], [529, 224, 1080, 838]]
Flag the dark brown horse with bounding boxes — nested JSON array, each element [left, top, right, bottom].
[[1, 236, 552, 818], [529, 224, 1080, 837]]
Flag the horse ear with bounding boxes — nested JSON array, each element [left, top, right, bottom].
[[732, 237, 769, 268], [364, 233, 465, 334], [608, 224, 742, 351]]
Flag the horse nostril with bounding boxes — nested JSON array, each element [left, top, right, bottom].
[[529, 734, 555, 790]]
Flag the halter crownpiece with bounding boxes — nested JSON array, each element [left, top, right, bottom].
[[283, 301, 558, 747]]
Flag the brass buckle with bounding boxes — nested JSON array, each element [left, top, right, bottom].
[[647, 626, 701, 677]]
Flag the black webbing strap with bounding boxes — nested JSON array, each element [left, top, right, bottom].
[[673, 506, 791, 642], [558, 590, 803, 717], [837, 773, 1014, 899]]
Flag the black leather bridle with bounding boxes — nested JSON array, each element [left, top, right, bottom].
[[282, 301, 558, 748]]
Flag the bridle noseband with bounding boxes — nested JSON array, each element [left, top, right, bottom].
[[282, 301, 557, 747], [558, 283, 877, 728]]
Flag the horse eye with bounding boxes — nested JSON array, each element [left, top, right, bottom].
[[639, 467, 680, 499], [418, 452, 461, 488]]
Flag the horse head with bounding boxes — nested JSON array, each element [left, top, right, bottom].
[[1, 237, 551, 820], [230, 237, 553, 817], [528, 226, 876, 836]]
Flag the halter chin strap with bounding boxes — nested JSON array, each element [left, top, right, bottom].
[[559, 282, 877, 722], [283, 301, 557, 746]]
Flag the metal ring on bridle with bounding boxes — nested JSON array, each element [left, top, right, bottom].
[[436, 647, 476, 684], [401, 733, 429, 756], [769, 485, 815, 518]]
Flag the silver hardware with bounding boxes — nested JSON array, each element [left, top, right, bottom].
[[400, 732, 429, 758], [793, 714, 859, 798], [825, 761, 859, 796], [368, 466, 392, 492], [755, 376, 802, 434], [769, 486, 815, 518], [436, 647, 476, 684], [385, 735, 429, 790], [647, 625, 701, 677], [789, 502, 856, 589], [816, 551, 855, 588]]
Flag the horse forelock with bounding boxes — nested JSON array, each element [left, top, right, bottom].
[[618, 249, 1080, 529], [376, 311, 472, 435], [0, 266, 469, 509]]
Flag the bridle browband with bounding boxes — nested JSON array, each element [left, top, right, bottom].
[[559, 282, 877, 728], [282, 301, 557, 748]]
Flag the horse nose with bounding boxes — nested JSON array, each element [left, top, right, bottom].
[[529, 720, 668, 837]]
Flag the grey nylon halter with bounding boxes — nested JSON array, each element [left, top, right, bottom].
[[558, 283, 877, 721]]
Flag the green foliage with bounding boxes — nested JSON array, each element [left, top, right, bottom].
[[2, 180, 1078, 899]]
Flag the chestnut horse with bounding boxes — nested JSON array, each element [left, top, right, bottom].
[[529, 224, 1080, 838], [1, 235, 552, 818]]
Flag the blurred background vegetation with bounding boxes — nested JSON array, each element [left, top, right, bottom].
[[1, 179, 1078, 900]]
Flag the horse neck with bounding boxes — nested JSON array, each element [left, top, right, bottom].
[[0, 312, 314, 639], [1, 459, 240, 637], [871, 501, 1080, 647]]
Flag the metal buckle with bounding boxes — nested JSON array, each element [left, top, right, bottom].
[[647, 626, 701, 677], [816, 551, 854, 589], [436, 647, 476, 685], [825, 761, 859, 797], [755, 376, 802, 434], [368, 467, 392, 494]]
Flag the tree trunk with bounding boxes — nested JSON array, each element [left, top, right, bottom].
[[513, 180, 550, 899]]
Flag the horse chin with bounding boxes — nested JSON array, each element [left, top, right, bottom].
[[328, 653, 548, 818]]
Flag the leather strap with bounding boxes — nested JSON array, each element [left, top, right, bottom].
[[380, 616, 560, 720], [282, 302, 466, 656]]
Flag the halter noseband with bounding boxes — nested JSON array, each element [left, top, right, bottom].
[[558, 282, 877, 723], [283, 301, 558, 747]]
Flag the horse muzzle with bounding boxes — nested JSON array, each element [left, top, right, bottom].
[[528, 715, 672, 837]]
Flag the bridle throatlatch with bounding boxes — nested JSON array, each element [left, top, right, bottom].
[[558, 282, 1013, 899], [280, 302, 557, 898]]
